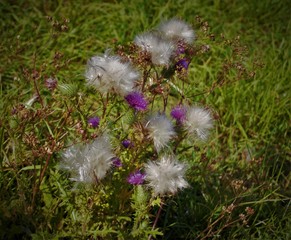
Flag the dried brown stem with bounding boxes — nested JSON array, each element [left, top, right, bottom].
[[148, 201, 164, 240]]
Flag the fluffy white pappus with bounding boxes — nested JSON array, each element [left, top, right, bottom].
[[134, 32, 156, 52], [184, 106, 213, 141], [145, 113, 176, 152], [61, 135, 115, 183], [85, 51, 140, 96], [144, 156, 189, 196], [157, 18, 195, 44], [134, 32, 174, 65]]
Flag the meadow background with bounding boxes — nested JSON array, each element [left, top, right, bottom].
[[0, 0, 290, 239]]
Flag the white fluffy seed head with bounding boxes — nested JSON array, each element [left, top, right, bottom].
[[61, 135, 115, 183], [184, 106, 213, 141], [134, 32, 156, 52], [85, 51, 140, 96], [145, 113, 176, 152], [144, 156, 189, 196], [157, 18, 195, 44], [134, 32, 175, 65]]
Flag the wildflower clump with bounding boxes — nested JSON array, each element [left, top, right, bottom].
[[60, 17, 220, 238]]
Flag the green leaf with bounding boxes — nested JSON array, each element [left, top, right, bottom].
[[18, 165, 41, 173], [151, 197, 162, 207], [58, 83, 79, 97]]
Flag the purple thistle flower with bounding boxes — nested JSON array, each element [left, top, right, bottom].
[[176, 45, 185, 55], [176, 58, 190, 71], [11, 107, 17, 115], [171, 105, 187, 123], [45, 77, 58, 91], [88, 117, 100, 128], [122, 139, 133, 148], [112, 157, 122, 168], [127, 170, 146, 185], [125, 92, 148, 111]]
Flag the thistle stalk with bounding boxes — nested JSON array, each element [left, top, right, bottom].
[[148, 201, 164, 240]]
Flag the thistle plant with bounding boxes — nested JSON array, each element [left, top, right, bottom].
[[58, 17, 218, 238]]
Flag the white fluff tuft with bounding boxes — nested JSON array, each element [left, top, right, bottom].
[[61, 135, 115, 183], [134, 32, 174, 65], [85, 51, 140, 96], [145, 113, 176, 152], [184, 106, 213, 140], [144, 156, 189, 195], [157, 18, 195, 44]]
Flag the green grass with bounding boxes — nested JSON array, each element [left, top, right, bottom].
[[0, 0, 290, 239]]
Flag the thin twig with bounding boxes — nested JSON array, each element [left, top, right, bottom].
[[32, 53, 44, 108], [31, 153, 52, 210], [148, 201, 164, 240]]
